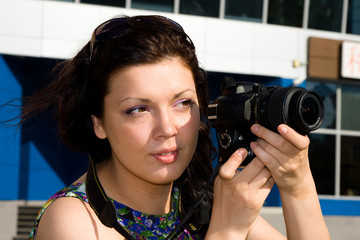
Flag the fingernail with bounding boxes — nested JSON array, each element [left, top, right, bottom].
[[250, 141, 258, 149], [279, 125, 288, 134], [237, 149, 246, 159], [252, 124, 259, 133]]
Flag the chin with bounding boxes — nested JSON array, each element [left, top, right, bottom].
[[147, 167, 185, 185]]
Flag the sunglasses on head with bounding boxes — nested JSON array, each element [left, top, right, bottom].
[[89, 15, 190, 62]]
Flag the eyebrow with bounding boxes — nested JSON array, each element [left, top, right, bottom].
[[174, 89, 196, 99], [118, 89, 196, 105]]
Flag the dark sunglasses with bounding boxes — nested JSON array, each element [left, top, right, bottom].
[[89, 15, 190, 62]]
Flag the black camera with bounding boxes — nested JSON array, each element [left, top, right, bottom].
[[208, 77, 324, 166]]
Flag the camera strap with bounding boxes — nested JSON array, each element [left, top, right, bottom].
[[85, 156, 222, 240], [86, 157, 135, 239]]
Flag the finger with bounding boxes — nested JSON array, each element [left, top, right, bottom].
[[251, 124, 291, 153], [251, 124, 308, 153], [249, 166, 272, 189], [262, 176, 275, 191], [255, 138, 294, 165], [219, 148, 247, 181], [250, 141, 281, 172], [277, 124, 310, 150], [257, 176, 274, 202], [238, 157, 266, 182]]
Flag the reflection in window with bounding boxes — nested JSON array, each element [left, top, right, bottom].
[[225, 0, 263, 22], [309, 134, 336, 195], [346, 0, 360, 35], [306, 81, 336, 129], [132, 0, 173, 12], [81, 0, 125, 7], [308, 0, 343, 32], [341, 85, 360, 131], [180, 0, 220, 17], [341, 136, 360, 196], [267, 0, 304, 27]]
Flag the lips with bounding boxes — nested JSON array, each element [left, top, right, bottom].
[[152, 148, 179, 164], [160, 152, 174, 156]]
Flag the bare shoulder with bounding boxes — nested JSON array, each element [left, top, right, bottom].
[[36, 197, 97, 240], [36, 197, 122, 240]]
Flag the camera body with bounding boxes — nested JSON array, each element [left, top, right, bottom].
[[208, 77, 324, 165]]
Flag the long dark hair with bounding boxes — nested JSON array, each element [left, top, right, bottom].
[[20, 15, 215, 234]]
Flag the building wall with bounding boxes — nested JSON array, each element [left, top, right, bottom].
[[1, 0, 360, 239], [0, 55, 22, 200], [3, 0, 360, 78]]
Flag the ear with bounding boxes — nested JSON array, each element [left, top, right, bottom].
[[91, 115, 107, 139]]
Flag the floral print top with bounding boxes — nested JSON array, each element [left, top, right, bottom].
[[28, 182, 201, 240]]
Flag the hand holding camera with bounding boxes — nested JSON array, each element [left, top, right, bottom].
[[208, 77, 324, 165], [207, 78, 329, 239]]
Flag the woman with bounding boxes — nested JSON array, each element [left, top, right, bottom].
[[23, 15, 330, 239]]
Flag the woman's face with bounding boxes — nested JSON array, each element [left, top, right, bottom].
[[92, 57, 200, 185]]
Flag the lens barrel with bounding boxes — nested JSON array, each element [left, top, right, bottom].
[[257, 87, 324, 135]]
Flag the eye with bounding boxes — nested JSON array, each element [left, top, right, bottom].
[[173, 99, 194, 110], [125, 105, 149, 116]]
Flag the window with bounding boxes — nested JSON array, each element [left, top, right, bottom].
[[307, 80, 360, 197], [341, 136, 360, 196], [308, 134, 336, 195], [341, 84, 360, 130], [132, 0, 173, 12], [308, 0, 343, 32], [225, 0, 263, 22], [346, 0, 360, 35], [81, 0, 125, 7], [267, 0, 304, 27], [180, 0, 220, 17]]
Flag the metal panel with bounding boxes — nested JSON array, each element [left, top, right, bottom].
[[308, 37, 342, 80]]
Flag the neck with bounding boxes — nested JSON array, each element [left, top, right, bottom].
[[96, 159, 173, 215]]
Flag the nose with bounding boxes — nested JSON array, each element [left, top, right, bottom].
[[153, 110, 178, 139]]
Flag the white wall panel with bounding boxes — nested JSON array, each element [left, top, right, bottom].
[[0, 0, 44, 56], [252, 57, 296, 78], [0, 35, 42, 56], [253, 24, 299, 59], [171, 15, 207, 54], [0, 0, 43, 37], [201, 53, 252, 74], [203, 18, 254, 57], [1, 0, 360, 79]]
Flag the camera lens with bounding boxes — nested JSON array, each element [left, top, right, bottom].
[[257, 87, 324, 135], [300, 94, 320, 126], [287, 89, 324, 135]]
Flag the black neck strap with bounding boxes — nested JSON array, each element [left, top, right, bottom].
[[86, 157, 135, 239], [85, 156, 222, 239]]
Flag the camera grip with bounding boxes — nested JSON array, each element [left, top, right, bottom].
[[217, 129, 255, 166]]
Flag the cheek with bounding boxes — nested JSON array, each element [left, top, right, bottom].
[[103, 119, 150, 151], [119, 124, 151, 145], [182, 111, 200, 142], [191, 108, 201, 130]]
